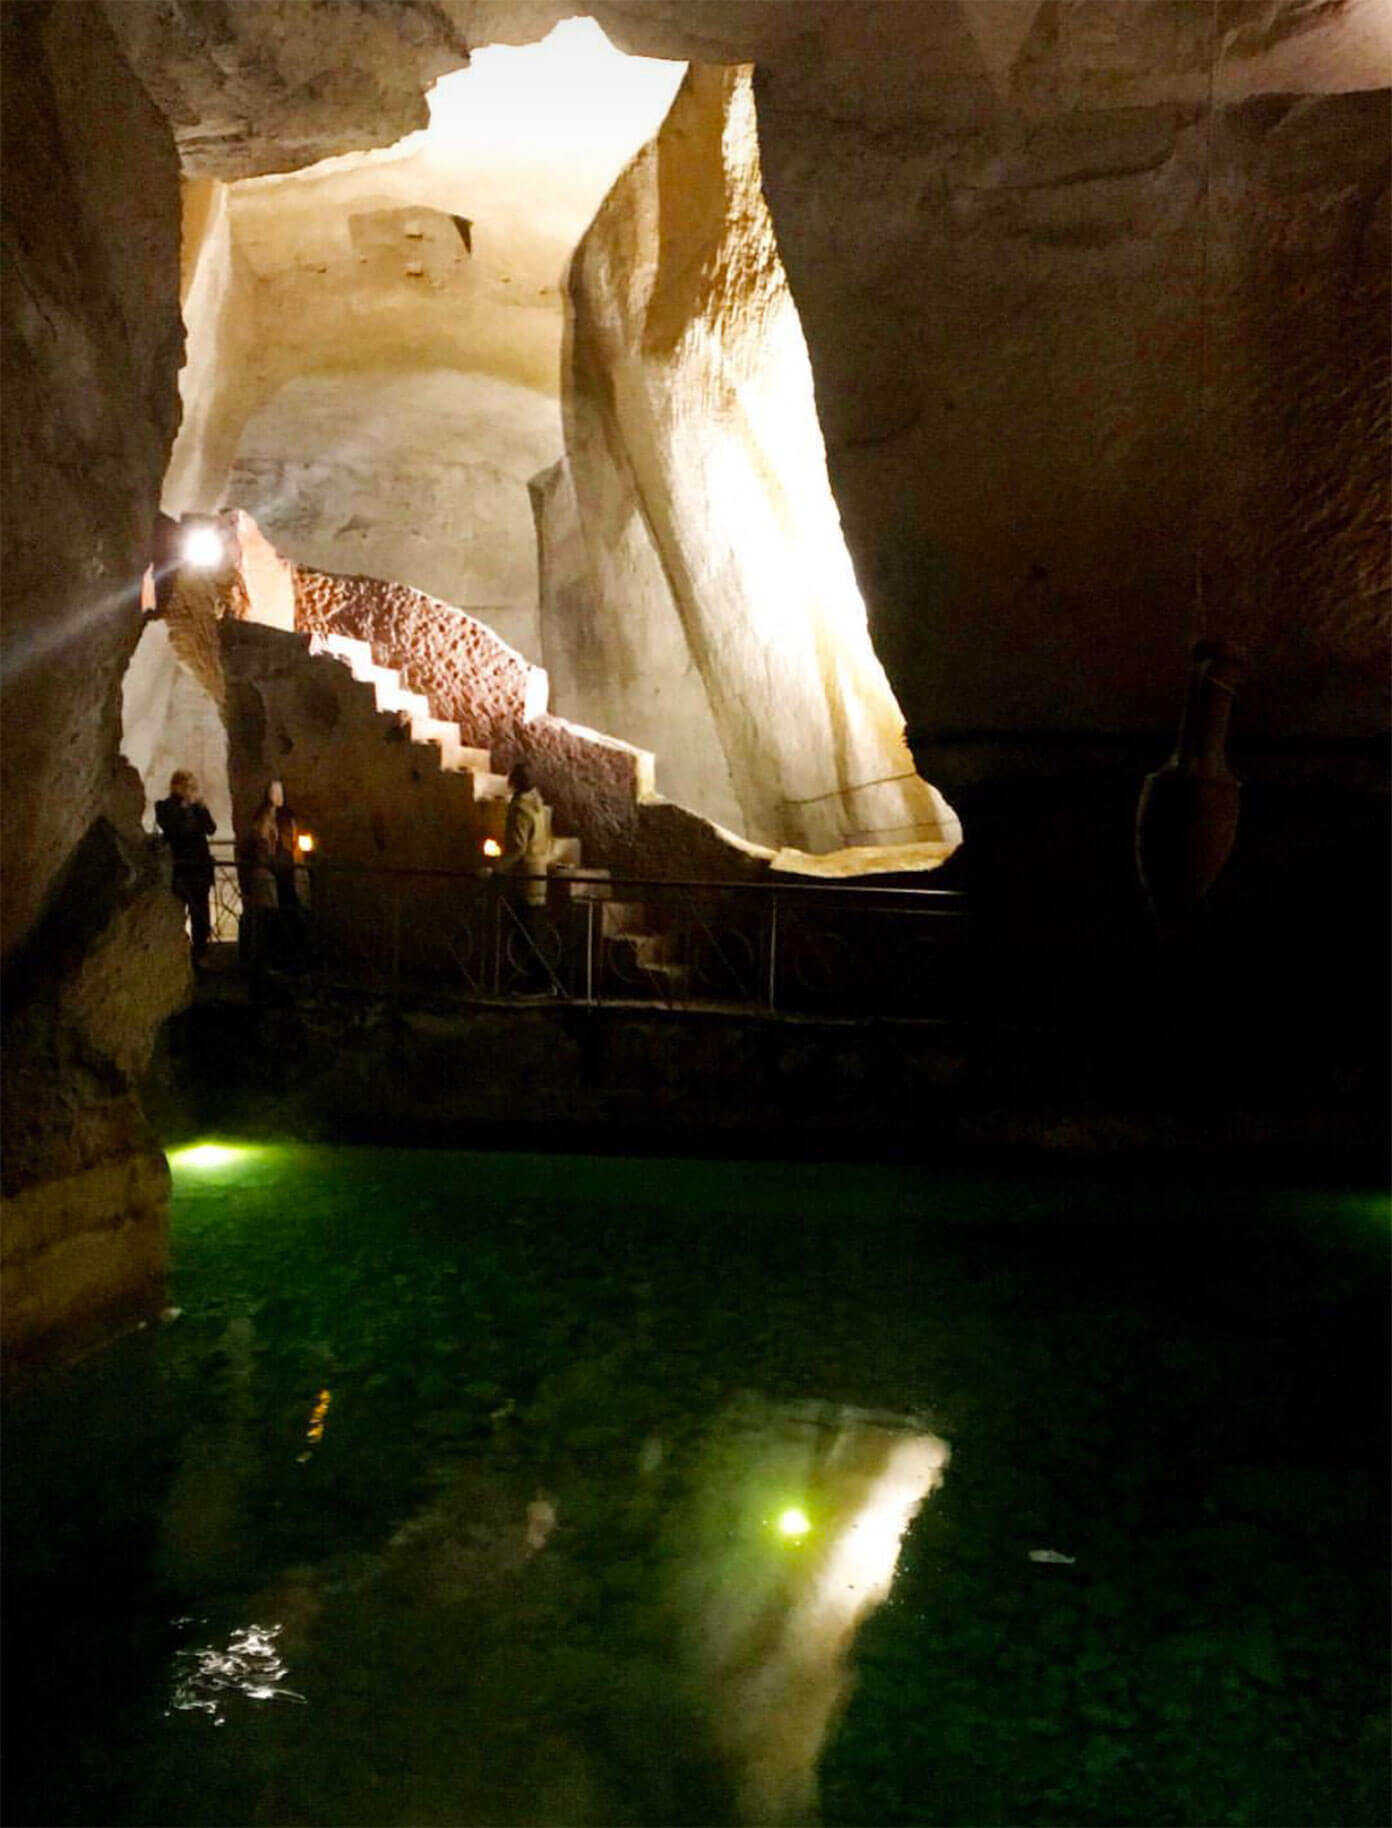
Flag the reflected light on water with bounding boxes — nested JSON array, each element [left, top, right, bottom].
[[168, 1622, 305, 1725], [297, 1389, 333, 1461], [306, 1389, 331, 1445], [683, 1400, 949, 1824]]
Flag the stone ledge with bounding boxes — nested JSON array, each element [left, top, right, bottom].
[[1, 1152, 170, 1375]]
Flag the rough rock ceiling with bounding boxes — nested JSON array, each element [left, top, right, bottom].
[[104, 0, 1391, 184]]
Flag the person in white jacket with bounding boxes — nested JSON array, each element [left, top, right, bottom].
[[495, 763, 551, 907], [492, 762, 554, 991]]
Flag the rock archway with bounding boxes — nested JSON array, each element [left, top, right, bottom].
[[149, 20, 954, 859]]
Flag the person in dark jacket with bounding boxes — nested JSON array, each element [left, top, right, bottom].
[[155, 769, 216, 963]]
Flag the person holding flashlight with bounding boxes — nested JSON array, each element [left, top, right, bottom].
[[155, 769, 216, 965]]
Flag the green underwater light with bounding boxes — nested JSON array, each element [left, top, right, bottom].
[[777, 1506, 812, 1541], [168, 1142, 252, 1171]]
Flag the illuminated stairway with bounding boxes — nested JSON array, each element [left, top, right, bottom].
[[310, 633, 704, 1001], [310, 632, 511, 801], [306, 629, 683, 995]]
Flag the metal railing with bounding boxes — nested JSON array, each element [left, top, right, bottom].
[[209, 861, 969, 1021]]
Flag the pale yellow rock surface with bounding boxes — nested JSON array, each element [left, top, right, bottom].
[[565, 63, 957, 854], [161, 22, 686, 642]]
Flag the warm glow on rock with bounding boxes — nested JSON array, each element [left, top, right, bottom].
[[563, 65, 960, 860], [423, 21, 686, 252]]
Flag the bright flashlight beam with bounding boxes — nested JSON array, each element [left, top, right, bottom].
[[181, 525, 226, 570], [0, 578, 142, 685], [778, 1507, 812, 1540]]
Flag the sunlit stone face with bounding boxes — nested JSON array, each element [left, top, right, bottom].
[[673, 1396, 950, 1823]]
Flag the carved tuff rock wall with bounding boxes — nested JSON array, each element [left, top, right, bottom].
[[759, 53, 1390, 764], [1, 3, 190, 1371], [558, 63, 954, 853]]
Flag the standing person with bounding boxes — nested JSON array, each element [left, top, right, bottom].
[[237, 789, 282, 976], [268, 780, 312, 967], [493, 763, 553, 989], [495, 763, 551, 907], [154, 769, 217, 965], [266, 779, 300, 911]]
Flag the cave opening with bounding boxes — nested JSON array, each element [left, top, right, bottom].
[[121, 18, 959, 886]]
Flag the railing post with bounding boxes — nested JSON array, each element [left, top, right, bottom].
[[585, 896, 595, 1006], [391, 875, 401, 989], [492, 882, 502, 996], [767, 892, 779, 1014]]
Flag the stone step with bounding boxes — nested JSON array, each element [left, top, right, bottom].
[[316, 631, 376, 678], [472, 770, 511, 802], [624, 930, 675, 968], [631, 958, 690, 998], [550, 835, 582, 868], [410, 714, 460, 762], [318, 633, 430, 729], [596, 935, 684, 994], [601, 899, 648, 938], [551, 866, 611, 901], [410, 717, 492, 775], [387, 684, 432, 724]]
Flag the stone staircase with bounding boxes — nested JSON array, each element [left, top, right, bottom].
[[605, 914, 690, 1002], [310, 632, 511, 800], [309, 630, 685, 1000]]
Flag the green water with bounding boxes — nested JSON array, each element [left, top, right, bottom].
[[4, 1148, 1388, 1826]]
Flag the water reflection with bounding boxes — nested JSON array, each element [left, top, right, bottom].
[[168, 1621, 306, 1724], [148, 1382, 943, 1821], [676, 1396, 949, 1823]]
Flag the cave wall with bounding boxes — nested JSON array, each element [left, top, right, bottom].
[[228, 368, 559, 659], [756, 72, 1391, 767], [564, 63, 954, 855], [2, 0, 184, 956], [99, 0, 470, 179], [121, 618, 233, 843], [1, 2, 193, 1372], [532, 454, 745, 835], [736, 6, 1389, 1010]]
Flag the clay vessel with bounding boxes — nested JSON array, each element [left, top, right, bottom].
[[1136, 638, 1244, 926]]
